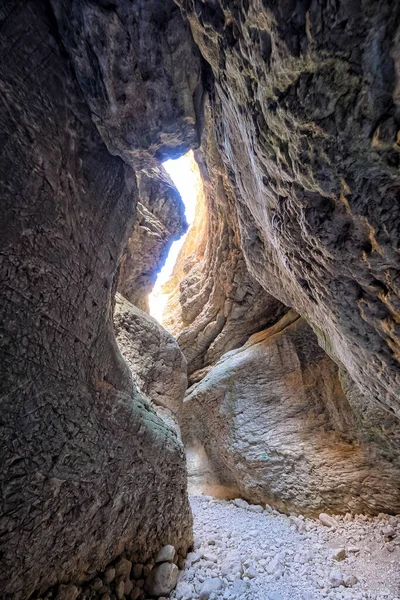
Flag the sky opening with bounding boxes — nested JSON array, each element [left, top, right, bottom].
[[149, 152, 198, 322]]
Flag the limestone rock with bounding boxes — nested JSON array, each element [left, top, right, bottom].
[[154, 545, 176, 564], [0, 1, 196, 597], [160, 103, 286, 382], [114, 293, 187, 420], [118, 168, 187, 312], [182, 313, 400, 513], [319, 514, 338, 529], [199, 578, 224, 599], [177, 0, 400, 420], [144, 562, 179, 596]]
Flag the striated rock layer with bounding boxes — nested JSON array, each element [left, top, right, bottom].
[[118, 167, 187, 313], [114, 293, 187, 432], [177, 0, 400, 419], [161, 103, 287, 383], [0, 1, 201, 597], [183, 312, 400, 514]]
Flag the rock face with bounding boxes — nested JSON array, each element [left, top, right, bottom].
[[114, 293, 187, 422], [183, 312, 400, 514], [177, 0, 400, 419], [161, 102, 287, 383], [0, 1, 199, 597], [118, 167, 187, 313]]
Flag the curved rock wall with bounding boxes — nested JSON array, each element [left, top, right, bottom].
[[0, 1, 200, 597], [118, 168, 187, 313], [161, 102, 287, 382], [177, 0, 400, 419], [183, 312, 400, 514]]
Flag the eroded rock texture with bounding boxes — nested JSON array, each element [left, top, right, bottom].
[[0, 1, 200, 597], [183, 312, 400, 514], [161, 103, 286, 383], [114, 293, 187, 430], [177, 0, 400, 419], [118, 168, 187, 312]]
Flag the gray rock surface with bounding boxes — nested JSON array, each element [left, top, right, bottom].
[[118, 167, 187, 313], [114, 293, 187, 419], [145, 562, 179, 596], [177, 0, 400, 421], [0, 1, 197, 597], [182, 312, 400, 514]]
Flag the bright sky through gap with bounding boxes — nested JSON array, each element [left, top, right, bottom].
[[149, 152, 197, 321]]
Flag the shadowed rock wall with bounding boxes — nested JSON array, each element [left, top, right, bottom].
[[0, 1, 203, 597]]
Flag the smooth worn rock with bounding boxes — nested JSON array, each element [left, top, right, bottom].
[[182, 313, 400, 513], [154, 545, 176, 564], [144, 562, 179, 596], [319, 514, 338, 529], [199, 577, 224, 599]]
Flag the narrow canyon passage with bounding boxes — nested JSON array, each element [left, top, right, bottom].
[[1, 1, 400, 600]]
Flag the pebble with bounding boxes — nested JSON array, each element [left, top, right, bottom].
[[319, 513, 338, 528], [199, 577, 225, 599], [155, 545, 176, 563], [144, 562, 179, 596]]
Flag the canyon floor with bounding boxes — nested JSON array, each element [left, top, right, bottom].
[[170, 496, 400, 600]]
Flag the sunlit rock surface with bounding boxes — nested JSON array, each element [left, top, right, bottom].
[[183, 312, 400, 514], [118, 168, 187, 313], [161, 104, 287, 383], [177, 0, 400, 419]]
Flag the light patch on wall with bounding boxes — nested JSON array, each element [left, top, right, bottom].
[[149, 151, 198, 322]]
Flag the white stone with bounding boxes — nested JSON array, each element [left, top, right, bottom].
[[319, 513, 338, 528], [329, 568, 344, 587], [144, 562, 179, 596], [199, 578, 224, 599], [155, 544, 176, 563]]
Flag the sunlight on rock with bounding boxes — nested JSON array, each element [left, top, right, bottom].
[[149, 151, 203, 323]]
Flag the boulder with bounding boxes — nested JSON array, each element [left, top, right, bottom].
[[114, 293, 187, 419], [182, 312, 400, 514]]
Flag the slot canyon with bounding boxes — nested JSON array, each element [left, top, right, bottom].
[[1, 1, 400, 599]]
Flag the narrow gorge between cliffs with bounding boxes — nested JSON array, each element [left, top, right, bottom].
[[1, 1, 400, 600]]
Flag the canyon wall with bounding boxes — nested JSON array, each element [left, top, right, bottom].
[[177, 0, 400, 420], [161, 102, 287, 383], [118, 167, 187, 313], [0, 1, 203, 597], [162, 1, 400, 512]]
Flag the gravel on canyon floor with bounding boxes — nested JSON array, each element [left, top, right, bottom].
[[170, 496, 400, 600]]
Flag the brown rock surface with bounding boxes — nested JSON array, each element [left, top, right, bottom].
[[183, 312, 400, 514], [0, 1, 198, 597], [161, 104, 286, 382], [177, 0, 400, 418], [114, 293, 187, 420], [118, 167, 187, 313]]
